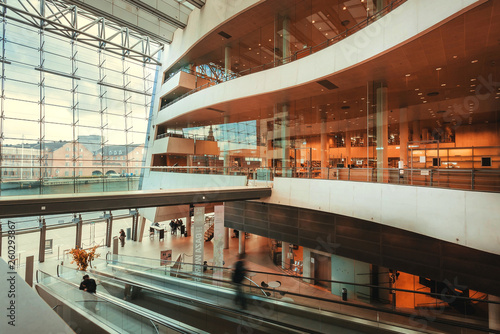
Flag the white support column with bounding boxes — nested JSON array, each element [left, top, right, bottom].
[[138, 216, 146, 242], [321, 117, 328, 178], [302, 248, 313, 284], [213, 205, 224, 280], [223, 227, 229, 249], [281, 241, 289, 270], [186, 211, 192, 237], [224, 45, 231, 77], [238, 231, 245, 254], [223, 115, 230, 174], [192, 207, 205, 279]]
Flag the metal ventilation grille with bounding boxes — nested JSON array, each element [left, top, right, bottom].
[[317, 80, 338, 90], [218, 31, 232, 39]]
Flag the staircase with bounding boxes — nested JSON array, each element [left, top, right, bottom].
[[204, 223, 214, 241]]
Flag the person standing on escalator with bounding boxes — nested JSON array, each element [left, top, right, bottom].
[[232, 253, 247, 310]]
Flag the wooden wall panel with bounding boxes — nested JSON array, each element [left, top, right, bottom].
[[225, 200, 500, 296]]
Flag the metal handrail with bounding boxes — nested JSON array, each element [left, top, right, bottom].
[[94, 260, 498, 333], [104, 254, 498, 306]]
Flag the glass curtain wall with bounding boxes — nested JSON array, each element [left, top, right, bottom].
[[0, 15, 157, 197]]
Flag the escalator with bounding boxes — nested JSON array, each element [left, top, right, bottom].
[[36, 269, 208, 334], [57, 257, 430, 334]]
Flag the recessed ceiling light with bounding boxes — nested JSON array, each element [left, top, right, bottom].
[[453, 55, 458, 59], [471, 60, 478, 63], [415, 88, 419, 91], [441, 83, 446, 87], [343, 6, 347, 10], [312, 20, 316, 23], [405, 74, 411, 77], [436, 67, 442, 71], [418, 92, 422, 95], [268, 39, 271, 42], [470, 78, 476, 81]]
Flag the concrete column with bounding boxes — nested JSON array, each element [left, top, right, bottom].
[[193, 207, 205, 279], [302, 248, 313, 284], [223, 115, 230, 175], [490, 295, 500, 331], [213, 205, 224, 280], [75, 215, 82, 249], [375, 83, 388, 182], [321, 117, 328, 178], [25, 255, 34, 287], [112, 237, 118, 256], [138, 216, 146, 242], [223, 227, 229, 249], [39, 219, 46, 262], [399, 107, 409, 166], [238, 231, 245, 254], [282, 17, 291, 62], [281, 241, 289, 270], [224, 46, 231, 77], [277, 104, 290, 176], [132, 212, 139, 241], [105, 212, 113, 248], [186, 210, 192, 237]]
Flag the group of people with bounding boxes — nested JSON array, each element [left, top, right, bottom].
[[169, 219, 184, 235]]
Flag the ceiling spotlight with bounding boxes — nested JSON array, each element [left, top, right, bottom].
[[343, 6, 347, 10], [436, 67, 442, 71], [312, 20, 316, 23], [453, 55, 458, 59], [441, 83, 446, 86], [405, 74, 411, 77], [415, 88, 419, 91], [471, 60, 478, 63]]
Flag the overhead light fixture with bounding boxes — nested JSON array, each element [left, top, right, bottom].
[[471, 60, 478, 63], [405, 74, 411, 77], [436, 67, 442, 71]]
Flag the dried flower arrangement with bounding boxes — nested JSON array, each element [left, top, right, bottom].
[[69, 245, 100, 271]]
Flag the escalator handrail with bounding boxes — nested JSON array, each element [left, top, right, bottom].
[[67, 266, 319, 334], [103, 256, 498, 305], [96, 263, 498, 334], [39, 269, 210, 334]]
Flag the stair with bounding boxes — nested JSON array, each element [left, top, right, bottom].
[[204, 224, 214, 241]]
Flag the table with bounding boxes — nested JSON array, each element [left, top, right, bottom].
[[150, 225, 166, 240], [268, 281, 281, 297]]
